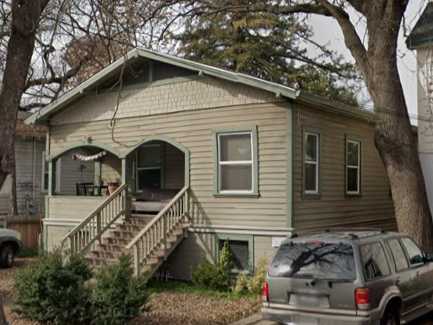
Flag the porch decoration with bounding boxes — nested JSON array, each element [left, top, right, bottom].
[[72, 151, 107, 161]]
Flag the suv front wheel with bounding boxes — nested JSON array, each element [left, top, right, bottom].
[[381, 306, 400, 325], [0, 245, 15, 268]]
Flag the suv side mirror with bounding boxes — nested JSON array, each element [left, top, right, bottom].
[[423, 253, 433, 263]]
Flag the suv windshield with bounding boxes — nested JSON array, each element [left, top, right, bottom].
[[269, 241, 356, 280]]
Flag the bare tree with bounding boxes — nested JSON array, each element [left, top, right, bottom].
[[0, 0, 50, 215]]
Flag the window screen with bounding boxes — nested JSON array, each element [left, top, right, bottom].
[[360, 242, 390, 281]]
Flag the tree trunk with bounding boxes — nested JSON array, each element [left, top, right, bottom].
[[369, 55, 433, 251], [0, 0, 49, 215]]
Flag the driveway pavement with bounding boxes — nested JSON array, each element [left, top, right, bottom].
[[239, 312, 433, 325]]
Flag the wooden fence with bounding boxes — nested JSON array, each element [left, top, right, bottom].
[[7, 216, 42, 249]]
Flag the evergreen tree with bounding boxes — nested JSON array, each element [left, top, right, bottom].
[[173, 0, 360, 104]]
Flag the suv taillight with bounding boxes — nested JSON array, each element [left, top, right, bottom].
[[262, 281, 269, 302], [355, 288, 370, 310]]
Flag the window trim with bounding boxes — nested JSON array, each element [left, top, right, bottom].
[[345, 138, 361, 195], [215, 233, 254, 273], [303, 131, 320, 196], [213, 127, 258, 197]]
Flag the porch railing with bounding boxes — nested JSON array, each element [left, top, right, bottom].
[[61, 183, 128, 255], [126, 186, 190, 276]]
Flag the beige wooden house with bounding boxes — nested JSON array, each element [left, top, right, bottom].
[[26, 49, 394, 279]]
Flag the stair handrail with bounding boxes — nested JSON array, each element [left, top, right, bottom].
[[61, 183, 129, 255], [126, 186, 189, 275]]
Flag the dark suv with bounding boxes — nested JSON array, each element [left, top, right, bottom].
[[262, 230, 433, 325]]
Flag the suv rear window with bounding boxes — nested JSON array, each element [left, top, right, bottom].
[[269, 241, 355, 280]]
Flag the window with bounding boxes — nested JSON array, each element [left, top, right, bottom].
[[269, 241, 355, 280], [401, 238, 424, 266], [216, 131, 256, 194], [387, 239, 409, 272], [360, 242, 390, 281], [304, 132, 319, 194], [41, 151, 49, 192], [346, 139, 361, 194], [136, 144, 163, 190], [218, 239, 250, 271]]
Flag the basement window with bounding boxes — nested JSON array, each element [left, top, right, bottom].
[[218, 239, 250, 272]]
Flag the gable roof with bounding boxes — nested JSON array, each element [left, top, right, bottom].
[[407, 2, 433, 50], [26, 48, 300, 124]]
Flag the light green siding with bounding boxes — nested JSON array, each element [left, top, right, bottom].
[[49, 101, 291, 231], [292, 103, 395, 231]]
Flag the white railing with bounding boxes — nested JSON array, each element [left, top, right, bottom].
[[126, 186, 190, 276], [61, 184, 128, 255]]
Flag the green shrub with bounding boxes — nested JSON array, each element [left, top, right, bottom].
[[14, 253, 148, 325], [233, 257, 268, 296], [14, 251, 93, 324], [91, 255, 148, 325], [192, 241, 233, 291]]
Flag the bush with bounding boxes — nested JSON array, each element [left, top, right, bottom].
[[14, 253, 148, 325], [91, 255, 148, 325], [192, 241, 233, 291], [14, 251, 93, 324], [233, 257, 268, 296]]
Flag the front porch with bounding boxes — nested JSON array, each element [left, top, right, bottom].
[[45, 139, 187, 219]]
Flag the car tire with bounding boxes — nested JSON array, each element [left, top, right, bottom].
[[0, 245, 15, 268], [381, 307, 400, 325]]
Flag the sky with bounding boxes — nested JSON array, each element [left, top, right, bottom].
[[309, 1, 429, 123]]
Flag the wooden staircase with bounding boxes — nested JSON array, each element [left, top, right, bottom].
[[61, 185, 190, 279]]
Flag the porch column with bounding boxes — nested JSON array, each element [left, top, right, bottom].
[[48, 159, 54, 196], [121, 158, 127, 185]]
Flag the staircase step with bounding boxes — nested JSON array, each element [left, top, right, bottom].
[[103, 237, 129, 246], [96, 243, 124, 252], [110, 230, 135, 240], [86, 256, 118, 267]]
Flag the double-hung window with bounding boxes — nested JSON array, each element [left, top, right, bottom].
[[304, 132, 319, 194], [346, 139, 361, 194], [216, 130, 256, 194], [136, 144, 163, 190]]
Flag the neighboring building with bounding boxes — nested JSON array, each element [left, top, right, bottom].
[[26, 49, 394, 279], [0, 112, 46, 217], [408, 2, 433, 215]]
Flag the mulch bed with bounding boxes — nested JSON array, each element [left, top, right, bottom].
[[0, 258, 260, 325]]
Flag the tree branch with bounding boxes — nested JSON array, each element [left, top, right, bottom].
[[317, 0, 369, 79]]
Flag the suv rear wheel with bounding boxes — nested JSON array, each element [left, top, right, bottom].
[[381, 306, 400, 325], [0, 245, 15, 268]]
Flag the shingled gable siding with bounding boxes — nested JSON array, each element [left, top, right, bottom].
[[292, 104, 396, 231], [50, 76, 277, 125]]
